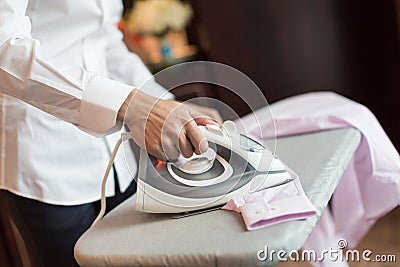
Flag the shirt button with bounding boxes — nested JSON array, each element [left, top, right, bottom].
[[256, 209, 265, 214]]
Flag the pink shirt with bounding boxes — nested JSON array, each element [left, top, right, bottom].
[[227, 92, 400, 264]]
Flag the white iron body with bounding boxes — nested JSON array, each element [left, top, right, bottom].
[[135, 121, 291, 213]]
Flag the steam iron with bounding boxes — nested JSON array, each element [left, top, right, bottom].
[[135, 121, 291, 214]]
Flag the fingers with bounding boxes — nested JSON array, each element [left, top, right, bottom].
[[163, 140, 180, 162], [145, 141, 167, 162], [148, 139, 180, 162], [190, 109, 220, 126], [187, 103, 223, 123], [203, 108, 223, 123], [194, 116, 220, 126], [178, 128, 194, 158], [131, 98, 218, 160], [144, 125, 180, 161], [185, 120, 208, 154]]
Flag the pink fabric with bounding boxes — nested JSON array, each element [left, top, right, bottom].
[[302, 208, 349, 267], [239, 92, 400, 261], [222, 166, 316, 230]]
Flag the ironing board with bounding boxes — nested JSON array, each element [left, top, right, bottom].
[[74, 128, 361, 267]]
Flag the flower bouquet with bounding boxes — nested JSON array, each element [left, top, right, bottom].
[[120, 0, 196, 64]]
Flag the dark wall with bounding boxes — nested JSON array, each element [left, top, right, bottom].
[[189, 0, 400, 149]]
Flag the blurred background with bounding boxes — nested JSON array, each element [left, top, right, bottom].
[[120, 0, 400, 150]]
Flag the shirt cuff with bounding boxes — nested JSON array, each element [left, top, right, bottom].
[[79, 76, 133, 136]]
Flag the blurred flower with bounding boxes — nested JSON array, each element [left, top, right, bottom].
[[124, 0, 193, 36]]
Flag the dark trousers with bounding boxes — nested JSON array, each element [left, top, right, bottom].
[[0, 173, 136, 267]]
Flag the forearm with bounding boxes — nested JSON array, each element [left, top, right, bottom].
[[117, 89, 138, 122]]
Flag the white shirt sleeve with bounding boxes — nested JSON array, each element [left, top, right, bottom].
[[0, 0, 134, 136]]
